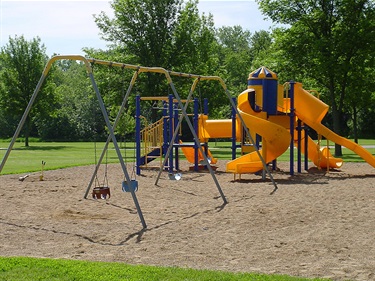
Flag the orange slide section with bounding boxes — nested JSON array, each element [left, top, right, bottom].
[[294, 83, 375, 168], [226, 90, 290, 174], [297, 136, 343, 169], [180, 141, 218, 165]]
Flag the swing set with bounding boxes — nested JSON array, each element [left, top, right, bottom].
[[0, 55, 277, 229]]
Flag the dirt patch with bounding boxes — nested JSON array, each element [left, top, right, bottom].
[[0, 161, 374, 281]]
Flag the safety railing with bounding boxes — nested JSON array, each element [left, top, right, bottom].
[[140, 117, 164, 166]]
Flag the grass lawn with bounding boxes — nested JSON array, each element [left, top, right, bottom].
[[0, 141, 132, 175], [0, 139, 374, 175], [0, 257, 330, 281]]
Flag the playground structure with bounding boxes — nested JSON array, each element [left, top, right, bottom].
[[0, 55, 277, 229], [135, 66, 375, 178], [1, 55, 374, 229], [224, 67, 375, 174], [135, 94, 219, 174]]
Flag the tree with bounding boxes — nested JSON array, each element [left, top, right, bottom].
[[257, 0, 375, 155], [94, 0, 222, 121], [216, 26, 253, 93], [0, 35, 53, 146], [94, 0, 181, 100]]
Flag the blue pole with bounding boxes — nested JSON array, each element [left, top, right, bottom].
[[174, 102, 180, 170], [231, 97, 237, 160], [289, 81, 295, 175], [168, 94, 174, 173], [304, 125, 309, 171], [162, 100, 168, 155], [204, 98, 209, 115], [297, 119, 302, 173], [194, 97, 199, 171], [135, 95, 141, 175]]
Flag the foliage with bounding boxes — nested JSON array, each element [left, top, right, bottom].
[[256, 0, 375, 155], [216, 26, 253, 95], [1, 1, 374, 142], [0, 35, 52, 146], [93, 0, 228, 120]]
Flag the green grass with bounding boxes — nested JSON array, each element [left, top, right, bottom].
[[0, 257, 330, 281], [0, 139, 374, 175], [0, 141, 134, 175]]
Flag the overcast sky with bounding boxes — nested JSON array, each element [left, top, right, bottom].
[[0, 0, 275, 56]]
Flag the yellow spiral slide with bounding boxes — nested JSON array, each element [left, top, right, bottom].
[[226, 90, 290, 174]]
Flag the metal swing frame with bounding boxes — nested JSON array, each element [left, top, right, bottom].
[[0, 55, 279, 230]]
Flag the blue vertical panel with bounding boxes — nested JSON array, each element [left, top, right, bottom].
[[262, 79, 278, 115]]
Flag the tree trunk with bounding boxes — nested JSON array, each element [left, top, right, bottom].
[[331, 106, 343, 156], [24, 117, 31, 147], [352, 105, 358, 144]]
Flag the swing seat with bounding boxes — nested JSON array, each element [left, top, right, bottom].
[[122, 180, 138, 192], [92, 186, 111, 199]]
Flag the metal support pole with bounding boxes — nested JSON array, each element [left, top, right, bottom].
[[231, 97, 237, 160], [193, 97, 199, 171], [162, 100, 169, 161], [204, 98, 209, 115], [135, 94, 141, 175], [289, 81, 295, 176], [174, 102, 180, 170], [155, 78, 228, 204], [84, 70, 140, 198], [304, 125, 309, 171], [297, 119, 302, 173], [168, 94, 174, 173], [89, 73, 147, 229]]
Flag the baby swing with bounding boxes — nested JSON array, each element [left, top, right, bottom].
[[92, 145, 111, 199]]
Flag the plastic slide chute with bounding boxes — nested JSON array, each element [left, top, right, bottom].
[[226, 90, 290, 174], [198, 115, 233, 142], [296, 134, 343, 169], [294, 83, 375, 168], [180, 141, 217, 165]]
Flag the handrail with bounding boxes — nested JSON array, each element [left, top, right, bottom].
[[140, 118, 164, 166]]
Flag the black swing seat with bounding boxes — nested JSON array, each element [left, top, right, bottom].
[[92, 186, 111, 199]]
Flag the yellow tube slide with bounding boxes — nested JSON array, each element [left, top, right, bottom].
[[294, 83, 375, 168], [226, 90, 290, 174], [198, 115, 233, 142]]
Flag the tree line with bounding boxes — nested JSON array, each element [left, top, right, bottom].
[[0, 0, 374, 156]]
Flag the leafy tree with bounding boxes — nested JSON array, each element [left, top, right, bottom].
[[0, 35, 53, 146], [257, 0, 375, 155], [36, 60, 101, 141], [94, 0, 181, 100], [83, 49, 139, 139], [250, 30, 272, 59], [93, 0, 223, 121], [216, 26, 253, 93]]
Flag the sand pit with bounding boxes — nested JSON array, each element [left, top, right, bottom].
[[0, 161, 374, 281]]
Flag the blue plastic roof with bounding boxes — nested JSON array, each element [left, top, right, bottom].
[[248, 66, 278, 79]]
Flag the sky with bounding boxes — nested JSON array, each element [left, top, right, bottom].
[[0, 0, 275, 56]]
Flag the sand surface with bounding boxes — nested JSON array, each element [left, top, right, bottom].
[[0, 161, 374, 281]]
